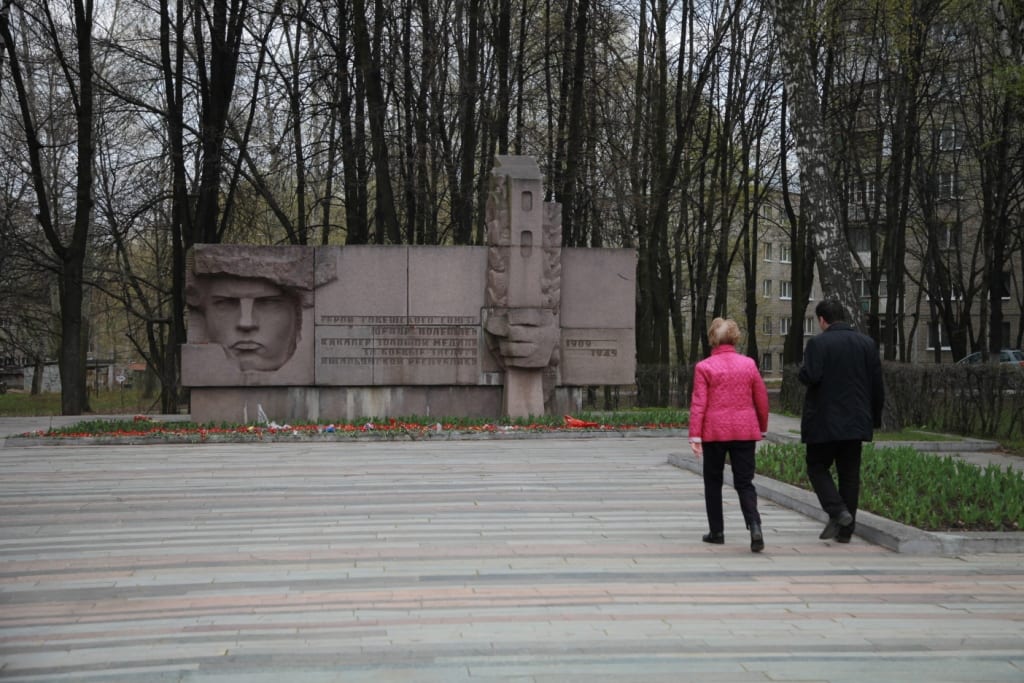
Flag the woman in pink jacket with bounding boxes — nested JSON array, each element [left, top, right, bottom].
[[688, 318, 770, 552]]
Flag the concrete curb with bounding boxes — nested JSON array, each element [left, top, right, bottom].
[[667, 452, 1024, 555], [765, 431, 1001, 452]]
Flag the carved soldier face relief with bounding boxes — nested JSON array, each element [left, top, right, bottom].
[[196, 275, 302, 372]]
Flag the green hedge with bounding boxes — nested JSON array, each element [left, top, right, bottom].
[[782, 362, 1024, 442]]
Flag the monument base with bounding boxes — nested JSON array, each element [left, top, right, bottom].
[[189, 386, 584, 424]]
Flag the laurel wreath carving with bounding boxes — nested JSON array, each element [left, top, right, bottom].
[[485, 173, 510, 308], [542, 201, 562, 315]]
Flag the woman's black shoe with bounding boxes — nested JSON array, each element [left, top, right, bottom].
[[749, 523, 764, 553], [702, 532, 725, 544]]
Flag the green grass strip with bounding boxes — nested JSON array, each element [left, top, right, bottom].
[[756, 442, 1024, 532]]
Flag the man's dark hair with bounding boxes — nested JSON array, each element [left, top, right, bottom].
[[815, 299, 847, 325]]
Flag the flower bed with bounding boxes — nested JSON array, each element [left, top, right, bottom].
[[11, 409, 690, 444]]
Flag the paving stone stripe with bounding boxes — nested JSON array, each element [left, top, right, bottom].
[[1, 437, 1023, 682]]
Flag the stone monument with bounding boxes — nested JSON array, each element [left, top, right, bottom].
[[483, 156, 562, 417], [183, 156, 635, 423]]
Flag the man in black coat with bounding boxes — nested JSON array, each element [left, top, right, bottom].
[[799, 299, 885, 543]]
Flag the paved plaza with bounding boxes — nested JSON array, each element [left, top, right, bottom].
[[1, 424, 1023, 682]]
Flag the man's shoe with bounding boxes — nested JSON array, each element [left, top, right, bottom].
[[749, 523, 764, 553], [819, 510, 854, 540], [836, 524, 854, 543], [702, 532, 725, 544]]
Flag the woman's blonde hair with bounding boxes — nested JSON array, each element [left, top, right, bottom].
[[707, 317, 741, 347]]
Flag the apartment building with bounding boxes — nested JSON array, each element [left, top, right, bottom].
[[750, 201, 819, 382]]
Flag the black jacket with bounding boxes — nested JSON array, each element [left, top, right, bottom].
[[798, 322, 884, 444]]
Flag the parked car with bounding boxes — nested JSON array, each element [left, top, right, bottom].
[[956, 349, 1024, 366]]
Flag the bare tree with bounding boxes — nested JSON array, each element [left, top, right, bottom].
[[1, 0, 97, 414], [964, 1, 1024, 357], [351, 0, 400, 243], [0, 164, 56, 393], [730, 5, 783, 366], [634, 0, 737, 404]]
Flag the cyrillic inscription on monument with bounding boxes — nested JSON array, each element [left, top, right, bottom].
[[315, 315, 482, 385]]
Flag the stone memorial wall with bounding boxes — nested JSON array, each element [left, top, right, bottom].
[[183, 157, 635, 423]]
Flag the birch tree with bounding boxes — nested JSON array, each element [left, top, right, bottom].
[[765, 0, 862, 322]]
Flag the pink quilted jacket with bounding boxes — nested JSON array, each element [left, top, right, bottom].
[[688, 344, 769, 442]]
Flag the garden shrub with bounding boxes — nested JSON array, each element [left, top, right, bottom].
[[781, 361, 1024, 442]]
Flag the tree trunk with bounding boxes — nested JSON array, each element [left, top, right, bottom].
[[160, 0, 189, 415], [58, 262, 88, 415], [452, 0, 481, 244], [766, 0, 861, 323], [781, 87, 815, 366], [191, 0, 249, 245], [31, 357, 44, 395], [493, 0, 512, 155], [557, 0, 589, 246]]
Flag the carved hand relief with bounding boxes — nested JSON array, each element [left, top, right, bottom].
[[484, 308, 560, 369]]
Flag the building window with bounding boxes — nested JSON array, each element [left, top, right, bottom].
[[762, 279, 772, 298], [763, 242, 773, 261], [856, 274, 869, 298], [780, 317, 792, 335], [850, 227, 871, 253], [927, 320, 952, 351], [939, 125, 961, 151], [938, 171, 960, 200], [926, 284, 963, 302], [939, 222, 962, 250], [805, 316, 816, 334], [856, 274, 888, 298], [761, 353, 773, 371], [762, 316, 773, 335], [780, 281, 792, 300], [778, 352, 785, 369], [779, 244, 791, 263], [760, 203, 782, 222], [849, 178, 876, 208]]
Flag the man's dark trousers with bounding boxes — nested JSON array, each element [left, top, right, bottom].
[[805, 440, 862, 522]]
